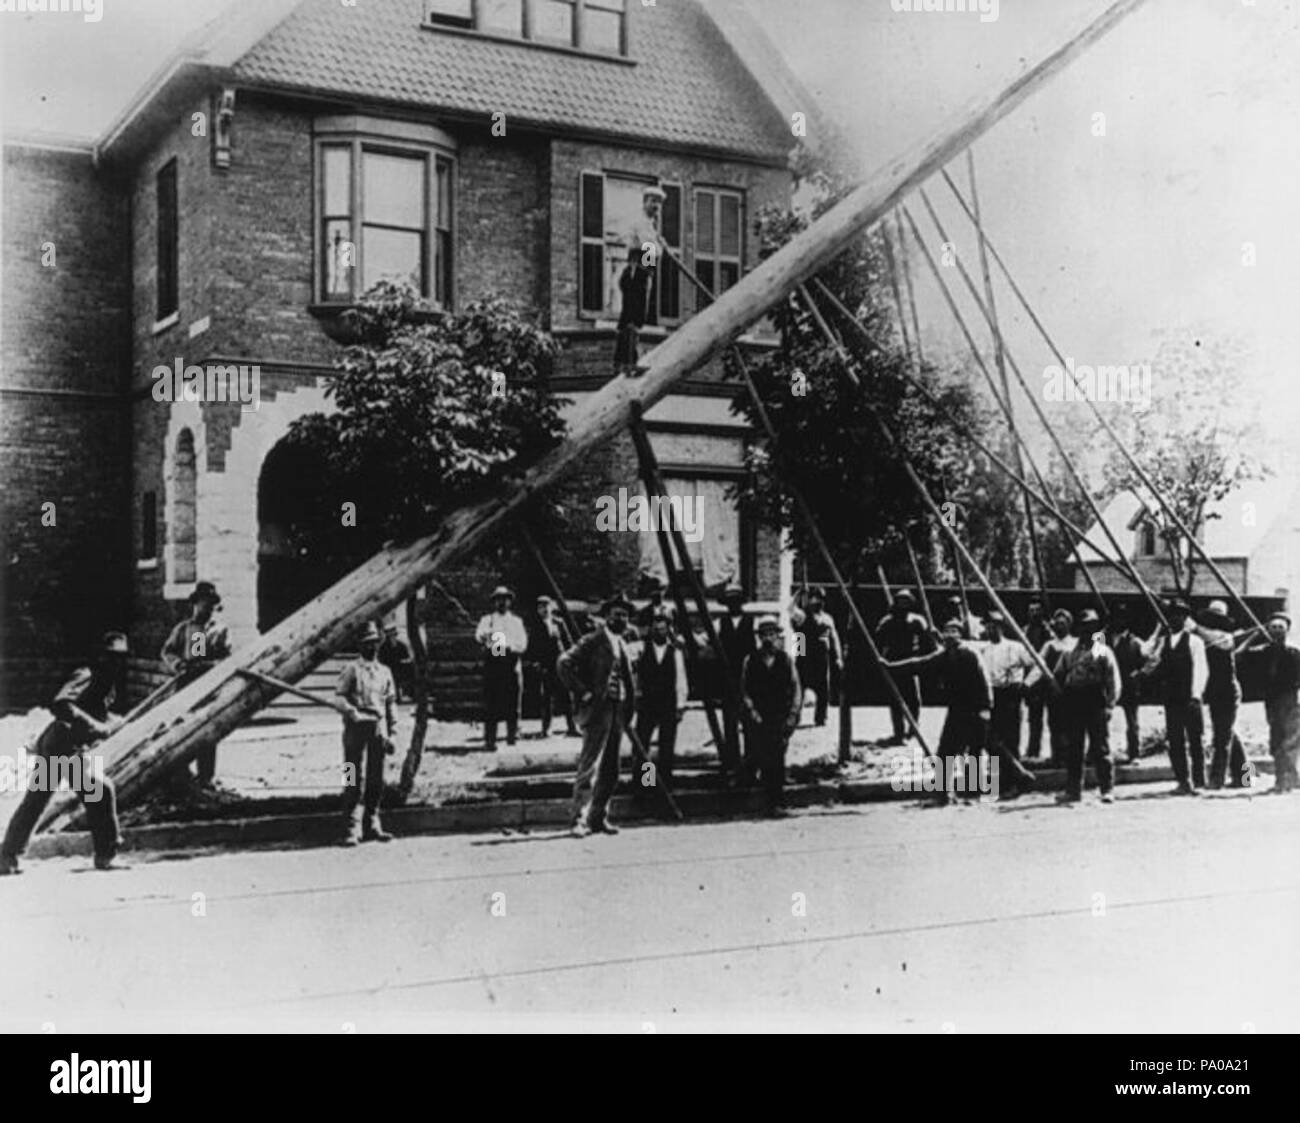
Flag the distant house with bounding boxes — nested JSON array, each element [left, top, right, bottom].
[[1, 0, 806, 711], [1073, 478, 1300, 605]]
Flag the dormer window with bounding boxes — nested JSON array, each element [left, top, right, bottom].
[[425, 0, 628, 56], [1137, 521, 1157, 558]]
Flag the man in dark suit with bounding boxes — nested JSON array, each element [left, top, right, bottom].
[[635, 611, 688, 791], [740, 617, 803, 815], [558, 594, 637, 836], [790, 587, 842, 727], [526, 595, 577, 738], [716, 585, 753, 778], [874, 589, 933, 744]]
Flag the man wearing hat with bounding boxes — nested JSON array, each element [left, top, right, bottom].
[[635, 610, 689, 792], [1053, 609, 1122, 804], [1141, 597, 1208, 794], [558, 594, 638, 835], [335, 622, 398, 845], [1191, 600, 1252, 788], [790, 587, 842, 727], [634, 578, 676, 639], [160, 581, 231, 787], [740, 616, 802, 814], [976, 610, 1041, 763], [475, 585, 529, 750], [874, 590, 934, 745], [1022, 599, 1051, 757], [717, 585, 754, 776], [1105, 603, 1147, 763], [526, 594, 577, 738], [1237, 611, 1300, 793], [378, 623, 415, 704], [1038, 608, 1078, 764], [613, 184, 666, 375], [1, 632, 129, 875]]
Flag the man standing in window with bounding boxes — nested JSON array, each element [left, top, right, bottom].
[[613, 184, 665, 376]]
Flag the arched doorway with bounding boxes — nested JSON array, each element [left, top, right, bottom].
[[256, 436, 360, 632]]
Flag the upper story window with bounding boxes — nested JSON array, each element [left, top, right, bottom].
[[694, 187, 744, 310], [579, 172, 682, 324], [426, 0, 628, 56], [314, 117, 457, 307], [156, 159, 179, 320]]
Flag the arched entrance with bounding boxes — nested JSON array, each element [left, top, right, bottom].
[[256, 435, 359, 632]]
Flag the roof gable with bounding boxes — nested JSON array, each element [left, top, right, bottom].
[[227, 0, 792, 162]]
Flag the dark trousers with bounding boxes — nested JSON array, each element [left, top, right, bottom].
[[1026, 688, 1045, 757], [1, 722, 120, 863], [1061, 694, 1114, 798], [799, 656, 832, 725], [635, 699, 679, 787], [1046, 694, 1071, 764], [888, 672, 921, 739], [744, 718, 790, 809], [1206, 692, 1247, 787], [1121, 700, 1141, 759], [483, 658, 521, 748], [533, 664, 575, 735], [572, 702, 625, 828], [614, 265, 654, 369], [936, 708, 986, 797], [991, 685, 1023, 759], [1164, 699, 1206, 787], [342, 723, 387, 824], [1265, 693, 1300, 792]]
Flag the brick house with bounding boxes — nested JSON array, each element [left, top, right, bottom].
[[1, 0, 802, 714]]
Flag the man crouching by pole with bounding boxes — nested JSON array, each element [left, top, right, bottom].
[[335, 622, 398, 846]]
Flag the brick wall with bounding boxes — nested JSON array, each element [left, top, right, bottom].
[[1, 145, 132, 709]]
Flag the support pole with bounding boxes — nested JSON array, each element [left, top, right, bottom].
[[881, 214, 915, 364], [796, 282, 1061, 692], [895, 207, 926, 367], [938, 169, 1261, 632], [967, 148, 1048, 598]]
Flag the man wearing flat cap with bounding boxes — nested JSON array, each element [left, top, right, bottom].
[[1053, 608, 1121, 804], [874, 590, 934, 745], [475, 585, 528, 750], [1190, 599, 1253, 788], [1141, 597, 1208, 795], [613, 184, 666, 375], [740, 616, 802, 814], [2, 632, 129, 875], [790, 587, 842, 728], [1237, 610, 1300, 794], [160, 580, 231, 787], [558, 594, 638, 835], [526, 595, 577, 738]]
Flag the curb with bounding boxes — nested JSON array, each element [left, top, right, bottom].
[[24, 756, 1275, 862]]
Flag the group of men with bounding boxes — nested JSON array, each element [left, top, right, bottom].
[[875, 589, 1300, 805]]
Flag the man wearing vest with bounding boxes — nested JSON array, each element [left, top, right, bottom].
[[874, 590, 934, 745], [558, 594, 638, 836], [790, 587, 842, 728], [335, 622, 398, 845], [740, 617, 802, 815], [1237, 610, 1300, 794], [1143, 598, 1208, 795], [475, 585, 528, 750], [635, 611, 688, 793], [1191, 599, 1251, 788], [1038, 609, 1078, 764], [1, 632, 129, 875], [1053, 608, 1121, 804], [526, 595, 578, 738], [717, 585, 753, 779]]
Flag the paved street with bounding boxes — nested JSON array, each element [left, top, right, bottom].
[[2, 780, 1297, 1033]]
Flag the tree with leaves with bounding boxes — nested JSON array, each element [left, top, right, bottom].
[[283, 282, 567, 790]]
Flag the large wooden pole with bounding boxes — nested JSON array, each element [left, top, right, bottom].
[[37, 0, 1148, 833]]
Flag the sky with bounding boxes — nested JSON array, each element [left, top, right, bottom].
[[3, 0, 1298, 453]]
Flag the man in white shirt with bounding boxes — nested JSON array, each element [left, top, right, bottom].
[[475, 585, 528, 750], [976, 611, 1041, 764], [1142, 597, 1208, 794]]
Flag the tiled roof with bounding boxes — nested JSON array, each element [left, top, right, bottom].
[[229, 0, 792, 162]]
